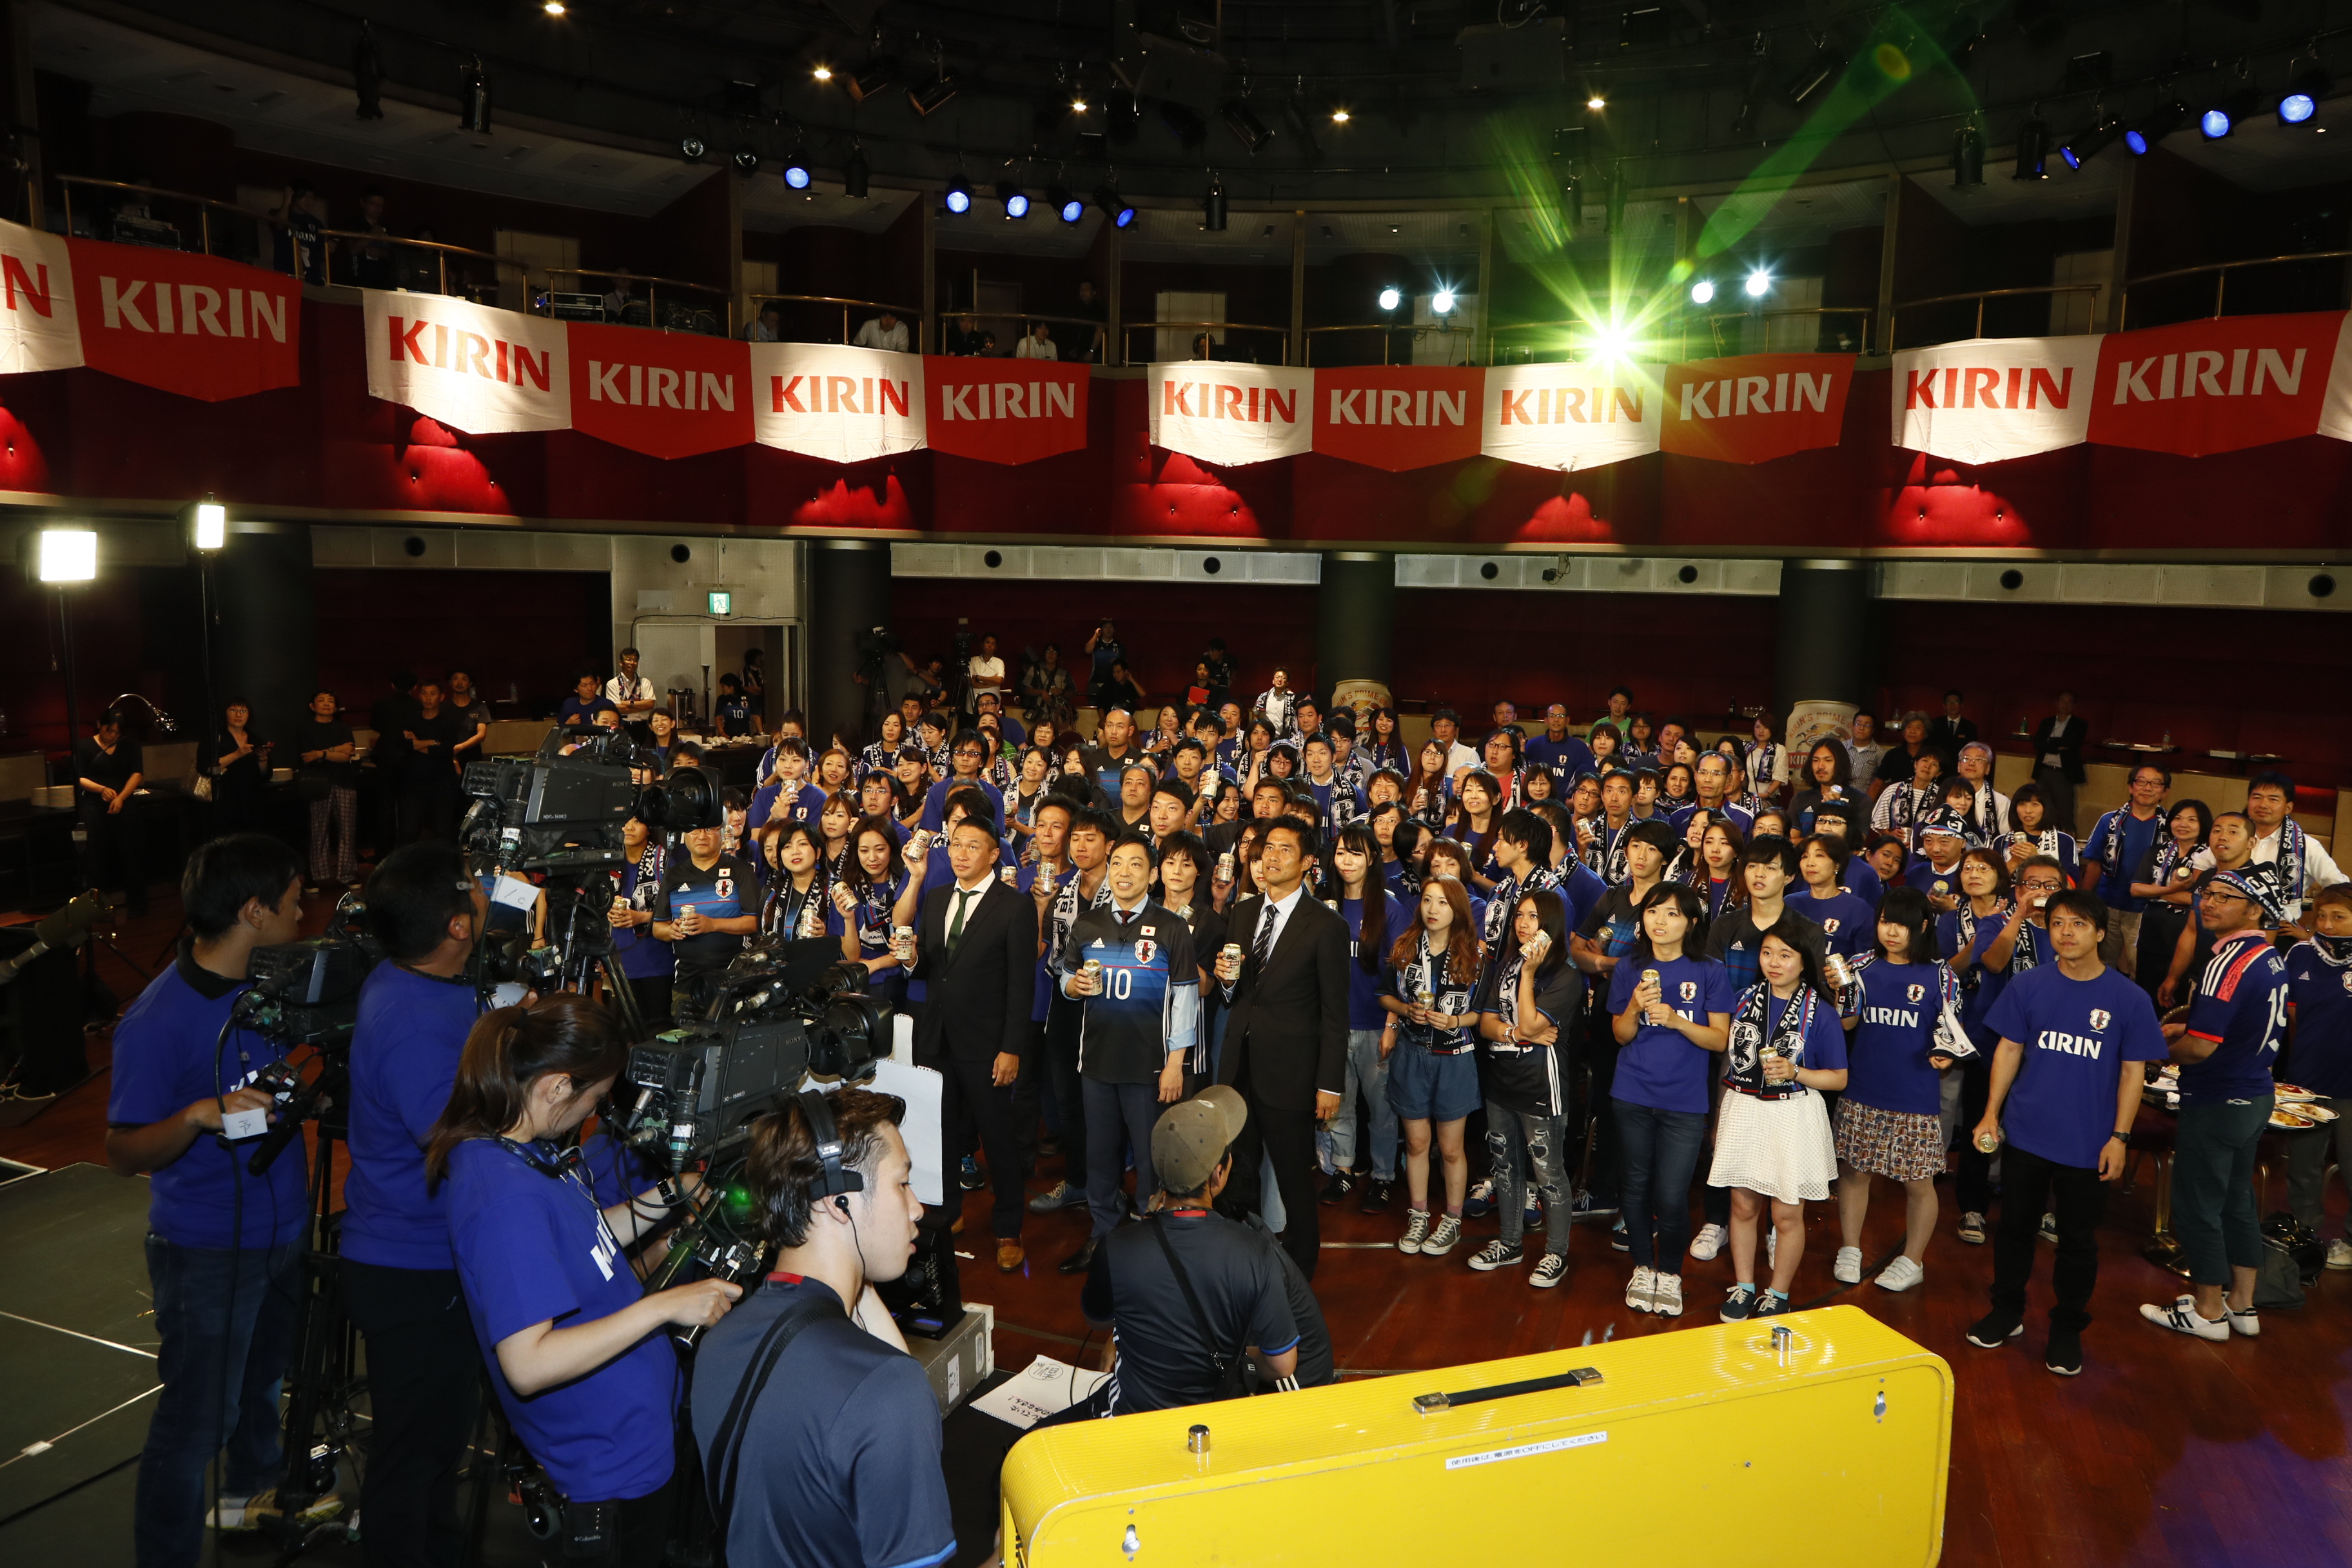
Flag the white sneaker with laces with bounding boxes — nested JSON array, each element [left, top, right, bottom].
[[1653, 1272, 1685, 1317], [1625, 1265, 1657, 1312], [1688, 1222, 1727, 1261], [2139, 1297, 2229, 1341], [1397, 1211, 1430, 1255], [2222, 1301, 2260, 1338], [1876, 1255, 1925, 1293], [1832, 1246, 1863, 1285], [2328, 1239, 2352, 1271], [1421, 1213, 1463, 1256]]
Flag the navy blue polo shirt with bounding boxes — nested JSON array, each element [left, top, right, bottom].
[[559, 694, 617, 729], [106, 948, 309, 1249], [341, 963, 482, 1271]]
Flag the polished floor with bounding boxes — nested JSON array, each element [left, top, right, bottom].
[[7, 890, 2349, 1568]]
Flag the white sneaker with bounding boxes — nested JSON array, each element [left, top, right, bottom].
[[2328, 1239, 2352, 1270], [1397, 1210, 1430, 1255], [207, 1494, 259, 1533], [1421, 1213, 1462, 1256], [1688, 1222, 1727, 1261], [2139, 1297, 2229, 1342], [2222, 1302, 2260, 1338], [1832, 1246, 1863, 1285], [1625, 1265, 1658, 1312], [1653, 1271, 1685, 1317], [1876, 1255, 1925, 1293]]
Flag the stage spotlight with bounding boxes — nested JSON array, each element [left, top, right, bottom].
[[843, 146, 869, 198], [909, 73, 958, 117], [1378, 286, 1402, 311], [1048, 183, 1085, 223], [1095, 184, 1135, 227], [2058, 114, 2119, 170], [1202, 175, 1227, 231], [2282, 66, 2330, 126], [680, 134, 707, 161], [997, 179, 1030, 218], [944, 174, 972, 215], [1690, 279, 1716, 304], [731, 145, 761, 176], [1432, 288, 1456, 314], [458, 59, 491, 133], [2124, 102, 2185, 155], [2014, 115, 2048, 178], [1745, 270, 1772, 298], [1952, 119, 1984, 186], [783, 148, 812, 190]]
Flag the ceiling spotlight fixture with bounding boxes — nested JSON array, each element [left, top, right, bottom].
[[1952, 117, 1984, 186], [542, 0, 565, 14], [1587, 92, 1607, 110], [782, 147, 812, 189], [2014, 115, 2049, 178], [909, 72, 959, 117], [1202, 173, 1228, 231], [812, 64, 833, 83], [2282, 64, 2331, 126], [1330, 106, 1351, 123], [1431, 287, 1456, 314], [1784, 44, 1844, 107], [679, 134, 707, 160], [2124, 101, 2186, 154], [1745, 269, 1772, 298], [1048, 182, 1084, 223], [353, 22, 384, 120], [848, 58, 897, 102], [1377, 286, 1402, 311], [944, 173, 972, 215], [2200, 104, 2233, 139], [731, 144, 761, 176], [2202, 81, 2258, 141], [2058, 112, 2120, 170], [997, 179, 1030, 218], [457, 58, 492, 133], [1222, 100, 1273, 154], [1559, 173, 1585, 238], [843, 145, 869, 198], [1072, 95, 1089, 112], [1690, 278, 1716, 304], [1095, 183, 1135, 227]]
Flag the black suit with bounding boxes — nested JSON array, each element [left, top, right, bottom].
[[911, 876, 1039, 1238], [1925, 714, 1978, 765], [1216, 889, 1348, 1277], [2030, 714, 2088, 836]]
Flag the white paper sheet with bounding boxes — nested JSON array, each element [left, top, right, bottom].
[[972, 1356, 1110, 1430], [866, 1057, 944, 1208]]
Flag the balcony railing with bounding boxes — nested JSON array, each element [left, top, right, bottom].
[[542, 267, 731, 336], [1121, 320, 1291, 366], [750, 293, 924, 348], [1303, 322, 1476, 366], [2117, 250, 2352, 330], [1886, 284, 2102, 349]]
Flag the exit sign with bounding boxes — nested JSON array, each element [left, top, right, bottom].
[[707, 591, 733, 616]]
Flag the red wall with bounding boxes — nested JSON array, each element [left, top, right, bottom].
[[310, 569, 609, 723]]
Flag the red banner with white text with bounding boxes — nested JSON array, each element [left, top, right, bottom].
[[565, 323, 752, 459], [924, 358, 1090, 464], [1311, 364, 1485, 470], [1660, 353, 1853, 464], [70, 236, 302, 400], [2088, 311, 2343, 456]]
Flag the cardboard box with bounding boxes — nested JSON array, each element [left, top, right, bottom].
[[905, 1301, 994, 1415]]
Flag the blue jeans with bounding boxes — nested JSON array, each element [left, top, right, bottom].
[[138, 1234, 304, 1568], [1613, 1098, 1708, 1271], [1083, 1077, 1163, 1239], [1318, 1028, 1397, 1181]]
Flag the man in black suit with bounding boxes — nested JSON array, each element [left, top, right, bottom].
[[1213, 817, 1348, 1278], [2030, 691, 2087, 836], [910, 814, 1040, 1272], [1925, 689, 1978, 767]]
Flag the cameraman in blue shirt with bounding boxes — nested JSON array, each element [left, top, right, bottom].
[[340, 841, 489, 1568], [104, 834, 312, 1565]]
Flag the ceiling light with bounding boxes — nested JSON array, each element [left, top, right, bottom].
[[1072, 95, 1089, 112], [1432, 288, 1456, 313], [457, 59, 491, 133], [2281, 90, 2317, 125], [1690, 278, 1716, 304], [848, 59, 897, 102], [2124, 101, 2186, 154], [1095, 183, 1134, 227], [730, 145, 760, 176], [2014, 115, 2048, 178], [1744, 270, 1771, 298], [843, 146, 868, 198], [812, 64, 834, 83], [1048, 182, 1084, 223], [37, 528, 96, 583], [782, 147, 812, 189], [2058, 113, 2120, 170], [679, 134, 706, 160], [542, 0, 565, 14], [1587, 93, 1607, 110], [908, 73, 958, 117], [189, 500, 226, 552], [997, 179, 1030, 218], [1222, 101, 1273, 154], [1784, 46, 1843, 107], [1559, 173, 1585, 238], [2201, 86, 2257, 141], [1202, 174, 1227, 231], [2200, 105, 2233, 139], [1377, 286, 1402, 311], [1330, 106, 1351, 123], [1952, 119, 1984, 186], [944, 173, 972, 215], [2282, 65, 2331, 126]]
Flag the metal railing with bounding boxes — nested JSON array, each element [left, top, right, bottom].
[[1886, 284, 2102, 348], [1483, 317, 1611, 364], [317, 229, 518, 300], [1701, 306, 1874, 356], [544, 266, 731, 336], [1303, 322, 1476, 366], [59, 175, 269, 262], [2117, 250, 2352, 330], [1121, 319, 1291, 366], [931, 308, 1106, 358], [751, 293, 923, 347]]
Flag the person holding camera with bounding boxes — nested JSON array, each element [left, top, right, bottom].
[[104, 834, 315, 1565], [340, 843, 491, 1568], [429, 997, 738, 1568], [687, 1088, 975, 1568]]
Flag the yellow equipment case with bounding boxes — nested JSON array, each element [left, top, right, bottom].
[[1001, 1305, 1952, 1566]]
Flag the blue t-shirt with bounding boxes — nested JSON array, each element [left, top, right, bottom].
[[1789, 888, 1877, 958], [1843, 858, 1885, 910], [1904, 858, 1967, 905], [444, 1139, 678, 1502], [1607, 954, 1738, 1114], [2286, 941, 2352, 1097], [341, 965, 481, 1271], [919, 776, 1004, 834], [2084, 807, 2166, 912], [1341, 894, 1410, 1030], [1669, 801, 1755, 837], [558, 694, 616, 729], [1983, 964, 2167, 1168], [2180, 930, 2289, 1106], [611, 860, 676, 981], [1846, 959, 1960, 1116], [106, 952, 309, 1249], [1524, 734, 1596, 783]]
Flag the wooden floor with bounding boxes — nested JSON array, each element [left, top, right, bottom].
[[10, 891, 2352, 1568]]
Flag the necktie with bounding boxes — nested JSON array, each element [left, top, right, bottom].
[[1253, 901, 1278, 972], [947, 888, 972, 957]]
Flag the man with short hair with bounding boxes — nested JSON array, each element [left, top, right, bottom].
[[1298, 734, 1358, 837], [1672, 754, 1756, 836], [1954, 742, 2012, 843], [1525, 704, 1596, 787], [2029, 692, 2085, 832], [1926, 689, 1977, 764], [1084, 707, 1146, 791], [919, 731, 1006, 832], [603, 648, 658, 715], [2083, 764, 2171, 977], [654, 819, 760, 1016], [1148, 779, 1198, 844], [1969, 890, 2166, 1377], [1255, 668, 1298, 739], [2244, 770, 2346, 925], [106, 834, 317, 1561], [1847, 710, 1887, 794], [1429, 708, 1480, 779], [687, 1089, 954, 1568], [850, 308, 908, 351], [1592, 687, 1633, 740], [965, 633, 1008, 714], [1029, 808, 1118, 1216]]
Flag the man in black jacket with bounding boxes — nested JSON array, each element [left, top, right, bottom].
[[1213, 817, 1348, 1277], [910, 814, 1040, 1272], [2030, 691, 2087, 836]]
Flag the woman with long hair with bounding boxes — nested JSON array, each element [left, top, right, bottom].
[[1405, 739, 1453, 829], [814, 745, 854, 798], [858, 710, 906, 779], [1609, 882, 1734, 1319], [1746, 713, 1790, 806], [1422, 838, 1487, 932], [1320, 827, 1411, 1211], [429, 997, 738, 1564], [833, 816, 910, 1003], [1469, 888, 1585, 1286], [1365, 705, 1409, 774], [1687, 815, 1747, 920], [1449, 770, 1504, 888], [1382, 876, 1485, 1257], [818, 790, 858, 878], [760, 820, 841, 942]]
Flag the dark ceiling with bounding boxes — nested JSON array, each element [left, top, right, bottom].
[[75, 0, 2349, 206]]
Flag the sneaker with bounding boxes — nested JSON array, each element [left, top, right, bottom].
[[1529, 1252, 1569, 1289], [1318, 1170, 1355, 1206], [1422, 1214, 1463, 1257], [1026, 1180, 1085, 1213], [1398, 1210, 1431, 1255], [959, 1156, 985, 1191], [1720, 1284, 1759, 1322], [1832, 1246, 1864, 1286], [2328, 1239, 2352, 1271], [2045, 1322, 2084, 1377], [1625, 1265, 1658, 1312], [1653, 1271, 1685, 1317], [1965, 1313, 2025, 1349], [1610, 1217, 1630, 1253], [2222, 1302, 2260, 1338], [1688, 1222, 1727, 1261], [208, 1494, 260, 1533], [1467, 1239, 1524, 1273], [2038, 1211, 2059, 1244], [1752, 1289, 1790, 1317], [1957, 1211, 1987, 1246], [1572, 1190, 1620, 1219], [1523, 1201, 1544, 1233], [1876, 1255, 1926, 1293], [1463, 1178, 1496, 1220], [1358, 1178, 1393, 1213], [217, 1490, 342, 1532], [2140, 1297, 2229, 1342]]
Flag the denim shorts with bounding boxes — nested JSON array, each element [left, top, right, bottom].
[[1387, 1039, 1480, 1123]]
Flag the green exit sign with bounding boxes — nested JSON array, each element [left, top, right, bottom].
[[707, 591, 733, 616]]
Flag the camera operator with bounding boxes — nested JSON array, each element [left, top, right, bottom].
[[104, 834, 314, 1565], [427, 997, 738, 1568], [689, 1088, 983, 1568], [654, 820, 760, 1019], [340, 842, 491, 1568]]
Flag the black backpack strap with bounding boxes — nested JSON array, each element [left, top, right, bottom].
[[700, 1291, 840, 1560], [1145, 1214, 1246, 1400]]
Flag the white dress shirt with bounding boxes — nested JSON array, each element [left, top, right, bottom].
[[603, 673, 654, 708], [2251, 824, 2346, 919]]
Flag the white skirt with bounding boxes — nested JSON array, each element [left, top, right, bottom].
[[1709, 1089, 1838, 1204]]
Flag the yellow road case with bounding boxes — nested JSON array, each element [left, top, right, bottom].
[[1001, 1306, 1952, 1565]]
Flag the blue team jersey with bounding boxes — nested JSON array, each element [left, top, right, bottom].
[[2084, 807, 2166, 912], [1905, 858, 1968, 905], [661, 853, 758, 975], [2180, 930, 2289, 1106], [1983, 964, 2166, 1168], [1607, 954, 1738, 1114], [1061, 901, 1200, 1083], [2286, 940, 2352, 1097], [1341, 894, 1410, 1030], [1845, 957, 1961, 1116], [1383, 936, 1482, 1055], [1790, 888, 1877, 957]]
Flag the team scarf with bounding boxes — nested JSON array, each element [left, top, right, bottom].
[[1366, 740, 1409, 773], [1048, 868, 1116, 975], [1725, 981, 1824, 1100], [1483, 863, 1558, 948], [857, 738, 896, 778], [624, 838, 666, 912], [763, 867, 832, 939], [1580, 816, 1633, 883], [2266, 818, 2310, 896], [2014, 825, 2066, 863], [1879, 783, 1932, 838], [1847, 954, 1976, 1061], [2150, 836, 2207, 888], [2311, 932, 2352, 964], [1402, 932, 1477, 1055], [2096, 805, 2165, 883], [1950, 897, 2010, 992], [1966, 781, 2005, 840], [1747, 742, 1779, 790], [849, 868, 906, 948]]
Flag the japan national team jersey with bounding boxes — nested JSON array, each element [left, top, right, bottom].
[[1983, 964, 2166, 1169], [2286, 939, 2352, 1097], [2180, 928, 2290, 1106], [661, 852, 759, 976], [1061, 901, 1200, 1084]]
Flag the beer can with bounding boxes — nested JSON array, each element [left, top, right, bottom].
[[1823, 953, 1854, 990], [1641, 966, 1661, 988], [891, 923, 914, 957], [1975, 1128, 2003, 1154], [798, 901, 823, 938], [911, 829, 934, 856], [679, 903, 698, 922], [1220, 943, 1243, 963], [1082, 957, 1103, 990], [1217, 850, 1235, 879], [999, 864, 1019, 886]]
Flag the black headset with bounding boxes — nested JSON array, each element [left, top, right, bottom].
[[797, 1089, 865, 1211]]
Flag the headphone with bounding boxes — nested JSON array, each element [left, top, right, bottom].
[[797, 1089, 865, 1213]]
